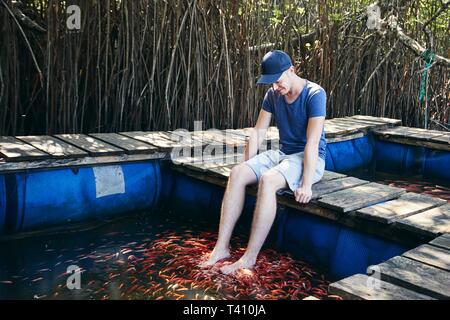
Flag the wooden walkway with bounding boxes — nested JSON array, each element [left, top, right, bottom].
[[1, 115, 449, 299], [0, 115, 399, 172]]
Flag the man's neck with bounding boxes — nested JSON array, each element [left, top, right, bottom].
[[285, 77, 306, 102]]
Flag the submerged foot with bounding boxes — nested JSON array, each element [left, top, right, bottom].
[[220, 257, 256, 275], [199, 249, 230, 268]]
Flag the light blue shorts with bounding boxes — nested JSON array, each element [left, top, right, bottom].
[[244, 150, 325, 192]]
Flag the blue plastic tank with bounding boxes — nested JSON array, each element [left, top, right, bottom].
[[423, 149, 450, 182], [1, 161, 162, 234], [374, 140, 426, 175], [281, 208, 409, 279], [325, 136, 374, 173]]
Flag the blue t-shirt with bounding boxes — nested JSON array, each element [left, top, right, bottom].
[[262, 80, 327, 160]]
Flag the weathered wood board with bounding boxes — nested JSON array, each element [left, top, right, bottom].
[[311, 177, 369, 200], [185, 154, 243, 172], [277, 177, 369, 200], [395, 204, 450, 237], [321, 170, 347, 181], [377, 135, 450, 151], [328, 273, 434, 300], [430, 133, 450, 145], [355, 193, 447, 224], [189, 130, 247, 148], [326, 132, 365, 144], [324, 121, 362, 137], [317, 182, 405, 212], [89, 133, 159, 155], [373, 126, 450, 151], [207, 163, 237, 178], [402, 244, 450, 272], [16, 135, 88, 158], [0, 136, 49, 162], [367, 256, 450, 299], [429, 233, 450, 251], [55, 134, 124, 156], [327, 118, 380, 132], [169, 130, 213, 147], [0, 152, 167, 174], [120, 131, 190, 150], [170, 153, 243, 166], [350, 115, 401, 125], [374, 126, 446, 141], [340, 117, 393, 129]]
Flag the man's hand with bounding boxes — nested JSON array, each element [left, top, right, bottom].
[[294, 185, 312, 203]]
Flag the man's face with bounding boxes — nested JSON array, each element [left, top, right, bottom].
[[272, 70, 292, 95]]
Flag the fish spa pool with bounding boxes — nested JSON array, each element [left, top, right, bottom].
[[0, 134, 448, 300]]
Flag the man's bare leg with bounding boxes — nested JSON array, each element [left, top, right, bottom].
[[200, 164, 258, 267], [220, 169, 287, 274]]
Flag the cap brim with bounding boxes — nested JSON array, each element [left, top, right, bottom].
[[256, 72, 283, 85]]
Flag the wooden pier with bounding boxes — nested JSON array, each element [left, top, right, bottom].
[[1, 115, 449, 300]]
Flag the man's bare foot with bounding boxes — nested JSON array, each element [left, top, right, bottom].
[[199, 249, 230, 268], [220, 257, 256, 275]]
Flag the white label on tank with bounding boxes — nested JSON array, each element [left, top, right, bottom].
[[93, 165, 125, 198]]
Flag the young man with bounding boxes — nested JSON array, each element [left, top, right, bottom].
[[201, 50, 327, 274]]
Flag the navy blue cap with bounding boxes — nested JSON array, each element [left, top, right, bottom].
[[257, 50, 293, 84]]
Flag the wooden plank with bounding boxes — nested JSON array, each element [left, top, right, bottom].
[[272, 170, 347, 196], [169, 130, 213, 147], [430, 233, 450, 251], [208, 163, 237, 178], [277, 177, 369, 200], [402, 244, 450, 272], [223, 128, 251, 139], [326, 132, 365, 143], [16, 135, 88, 158], [321, 170, 347, 181], [0, 152, 167, 174], [328, 273, 434, 300], [355, 192, 447, 224], [374, 126, 446, 141], [367, 256, 450, 299], [350, 115, 402, 125], [170, 152, 242, 165], [375, 134, 450, 152], [223, 127, 277, 139], [172, 130, 247, 156], [0, 136, 49, 161], [120, 131, 190, 150], [195, 130, 247, 148], [340, 117, 394, 129], [327, 118, 379, 132], [395, 204, 450, 237], [317, 182, 405, 212], [430, 133, 450, 145], [324, 121, 361, 138], [311, 177, 369, 199], [185, 154, 243, 172], [54, 134, 124, 156], [89, 133, 158, 155]]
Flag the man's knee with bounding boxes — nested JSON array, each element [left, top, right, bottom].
[[229, 164, 257, 186], [259, 170, 286, 193]]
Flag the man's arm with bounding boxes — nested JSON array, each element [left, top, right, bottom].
[[294, 116, 325, 203], [244, 110, 272, 161]]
